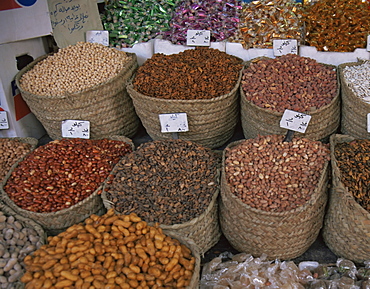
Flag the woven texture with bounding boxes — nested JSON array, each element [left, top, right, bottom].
[[126, 71, 242, 149], [323, 134, 370, 264], [101, 171, 221, 256], [339, 62, 370, 139], [0, 136, 134, 236], [219, 140, 329, 260], [15, 53, 140, 140], [240, 61, 340, 141]]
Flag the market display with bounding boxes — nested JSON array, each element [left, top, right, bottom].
[[241, 54, 337, 113], [4, 138, 132, 213], [342, 61, 370, 104], [19, 42, 132, 96], [105, 139, 220, 225], [0, 209, 44, 288], [334, 139, 370, 212], [229, 0, 304, 49], [225, 135, 330, 212], [132, 47, 243, 100], [302, 0, 370, 52], [20, 209, 198, 288]]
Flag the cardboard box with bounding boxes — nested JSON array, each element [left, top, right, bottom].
[[0, 37, 47, 138]]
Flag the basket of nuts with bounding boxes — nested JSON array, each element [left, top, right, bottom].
[[0, 137, 38, 182], [20, 209, 201, 288], [15, 42, 140, 140], [0, 200, 46, 289], [101, 139, 222, 255], [219, 135, 330, 260], [323, 134, 370, 264], [127, 47, 244, 149], [339, 61, 370, 139], [0, 136, 134, 236], [240, 54, 340, 141]]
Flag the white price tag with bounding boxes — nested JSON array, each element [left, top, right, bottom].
[[62, 120, 90, 139], [159, 113, 189, 133], [368, 113, 370, 133], [0, 111, 9, 129], [367, 35, 370, 52], [280, 109, 311, 133], [186, 30, 211, 47], [273, 39, 298, 56], [86, 30, 109, 46]]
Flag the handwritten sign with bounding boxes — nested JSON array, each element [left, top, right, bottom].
[[279, 109, 311, 133], [61, 119, 90, 139], [159, 113, 189, 133], [0, 111, 9, 129], [86, 30, 109, 46], [273, 39, 298, 56], [48, 0, 103, 48], [368, 113, 370, 133], [186, 30, 211, 47]]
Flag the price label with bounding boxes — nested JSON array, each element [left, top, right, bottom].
[[159, 113, 189, 133], [368, 113, 370, 133], [0, 111, 9, 129], [280, 109, 311, 133], [86, 30, 109, 46], [186, 30, 211, 47], [367, 35, 370, 52], [61, 120, 90, 139], [273, 39, 298, 56]]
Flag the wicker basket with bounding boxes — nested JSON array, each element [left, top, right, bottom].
[[322, 134, 370, 264], [219, 139, 329, 260], [240, 59, 340, 141], [338, 62, 370, 139], [0, 136, 134, 236], [15, 53, 140, 140], [126, 70, 242, 149], [0, 200, 46, 289]]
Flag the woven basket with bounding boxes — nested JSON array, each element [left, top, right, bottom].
[[161, 230, 201, 289], [101, 167, 221, 256], [219, 139, 329, 260], [126, 71, 242, 149], [15, 52, 140, 140], [240, 60, 340, 141], [0, 136, 134, 236], [338, 62, 370, 139], [322, 134, 370, 264], [0, 200, 46, 289]]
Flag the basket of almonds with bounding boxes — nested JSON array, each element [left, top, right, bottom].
[[15, 42, 139, 140], [219, 134, 330, 260]]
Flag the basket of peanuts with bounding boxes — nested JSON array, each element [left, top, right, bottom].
[[15, 42, 140, 140], [20, 209, 201, 289]]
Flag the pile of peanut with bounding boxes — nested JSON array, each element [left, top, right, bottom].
[[19, 42, 132, 96], [0, 210, 43, 288], [225, 135, 330, 212], [4, 138, 132, 213], [21, 209, 196, 289], [0, 138, 33, 181]]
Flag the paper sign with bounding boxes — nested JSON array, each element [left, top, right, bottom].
[[48, 0, 103, 48], [273, 39, 298, 56], [86, 30, 109, 46], [368, 113, 370, 133], [186, 30, 211, 47], [280, 109, 311, 133], [367, 35, 370, 52], [159, 113, 189, 133], [0, 111, 9, 129], [62, 120, 90, 138]]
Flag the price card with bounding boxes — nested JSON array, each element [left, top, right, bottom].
[[159, 113, 189, 133], [367, 35, 370, 52], [186, 30, 211, 47], [368, 113, 370, 133], [61, 120, 90, 139], [279, 109, 312, 133], [0, 111, 9, 129], [273, 39, 298, 56], [86, 30, 109, 46]]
